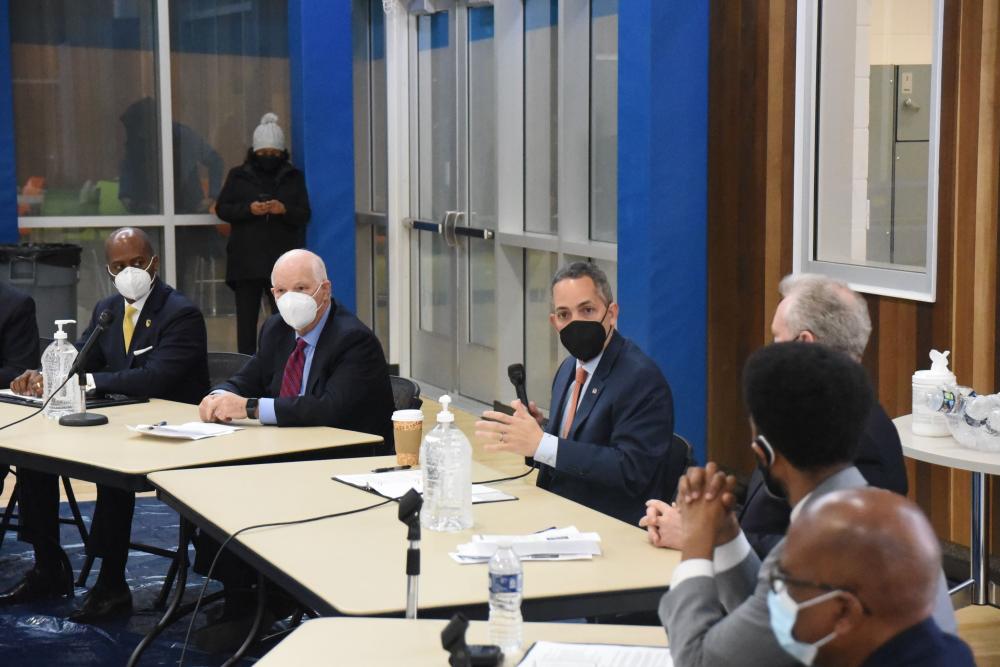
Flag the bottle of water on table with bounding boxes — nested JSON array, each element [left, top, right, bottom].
[[489, 539, 523, 653]]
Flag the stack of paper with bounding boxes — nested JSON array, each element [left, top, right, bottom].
[[333, 469, 516, 504], [127, 422, 243, 441], [519, 641, 672, 666], [450, 526, 602, 564]]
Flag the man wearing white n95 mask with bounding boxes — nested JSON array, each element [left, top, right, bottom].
[[4, 227, 209, 623], [199, 248, 394, 452]]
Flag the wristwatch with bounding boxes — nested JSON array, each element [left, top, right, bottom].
[[246, 398, 259, 420]]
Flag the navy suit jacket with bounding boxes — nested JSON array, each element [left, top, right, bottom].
[[536, 330, 675, 525], [215, 301, 395, 453], [739, 402, 908, 558], [78, 279, 209, 405], [0, 283, 40, 388], [860, 618, 974, 666]]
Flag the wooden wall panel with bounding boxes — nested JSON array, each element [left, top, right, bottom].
[[708, 0, 1000, 550]]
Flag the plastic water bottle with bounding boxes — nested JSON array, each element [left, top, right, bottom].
[[419, 395, 472, 531], [41, 319, 82, 419], [488, 540, 523, 653]]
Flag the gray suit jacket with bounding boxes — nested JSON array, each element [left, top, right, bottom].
[[659, 466, 957, 667]]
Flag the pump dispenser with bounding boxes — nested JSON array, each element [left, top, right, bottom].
[[419, 394, 473, 531], [41, 319, 81, 419], [912, 349, 957, 436]]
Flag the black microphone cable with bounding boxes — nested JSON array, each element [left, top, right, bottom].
[[177, 496, 396, 667], [0, 371, 78, 432], [473, 465, 536, 486]]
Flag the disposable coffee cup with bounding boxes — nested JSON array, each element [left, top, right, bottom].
[[392, 409, 424, 466]]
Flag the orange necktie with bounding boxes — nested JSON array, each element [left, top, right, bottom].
[[561, 366, 589, 438]]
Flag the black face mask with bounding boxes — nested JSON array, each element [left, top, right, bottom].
[[559, 307, 612, 362], [254, 154, 283, 173], [753, 435, 787, 501]]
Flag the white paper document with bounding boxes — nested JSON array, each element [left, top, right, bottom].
[[333, 469, 516, 504], [127, 422, 243, 440], [450, 526, 602, 564], [518, 641, 672, 667], [0, 388, 42, 404]]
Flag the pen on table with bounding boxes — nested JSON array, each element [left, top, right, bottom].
[[144, 420, 167, 431], [371, 464, 411, 473]]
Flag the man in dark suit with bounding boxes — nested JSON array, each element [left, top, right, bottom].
[[198, 248, 394, 450], [3, 227, 209, 622], [642, 273, 907, 558], [476, 261, 675, 525], [775, 488, 974, 667], [0, 283, 41, 496]]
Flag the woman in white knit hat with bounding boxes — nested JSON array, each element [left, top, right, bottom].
[[216, 113, 312, 355]]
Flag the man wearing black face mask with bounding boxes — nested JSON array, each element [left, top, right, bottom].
[[216, 112, 312, 355], [476, 261, 676, 525]]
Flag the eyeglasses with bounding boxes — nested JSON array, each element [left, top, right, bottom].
[[769, 565, 872, 615]]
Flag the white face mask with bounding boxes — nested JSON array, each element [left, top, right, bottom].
[[276, 284, 322, 330], [767, 587, 841, 665], [108, 258, 155, 301]]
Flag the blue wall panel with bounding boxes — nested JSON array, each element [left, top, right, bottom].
[[288, 0, 356, 311], [0, 0, 17, 243], [618, 0, 708, 462]]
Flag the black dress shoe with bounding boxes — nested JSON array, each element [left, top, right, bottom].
[[0, 566, 74, 606], [67, 585, 132, 624]]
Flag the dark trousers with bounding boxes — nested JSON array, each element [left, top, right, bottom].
[[232, 279, 276, 356], [17, 468, 134, 581]]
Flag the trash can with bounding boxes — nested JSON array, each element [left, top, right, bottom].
[[0, 243, 82, 340]]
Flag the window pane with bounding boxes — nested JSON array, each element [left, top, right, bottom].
[[11, 1, 160, 216], [169, 0, 290, 214], [524, 0, 558, 234], [524, 249, 561, 412], [590, 0, 618, 242], [18, 226, 164, 340], [176, 225, 237, 351]]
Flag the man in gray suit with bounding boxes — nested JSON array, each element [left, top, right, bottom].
[[659, 342, 957, 667]]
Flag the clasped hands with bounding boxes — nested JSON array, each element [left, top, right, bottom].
[[198, 391, 248, 423], [475, 400, 545, 457], [639, 462, 740, 558], [250, 200, 286, 216]]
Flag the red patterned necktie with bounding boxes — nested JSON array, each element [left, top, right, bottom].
[[279, 338, 308, 398]]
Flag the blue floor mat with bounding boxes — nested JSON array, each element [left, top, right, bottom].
[[0, 497, 281, 666]]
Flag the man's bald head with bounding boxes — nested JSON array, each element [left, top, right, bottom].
[[106, 227, 155, 258], [270, 248, 327, 286], [785, 488, 940, 621]]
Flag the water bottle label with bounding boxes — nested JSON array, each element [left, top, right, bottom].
[[489, 573, 521, 594]]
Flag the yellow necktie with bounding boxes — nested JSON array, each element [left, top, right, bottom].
[[123, 304, 137, 352]]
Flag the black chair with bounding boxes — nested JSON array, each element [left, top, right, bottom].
[[664, 433, 696, 503], [389, 375, 422, 410], [207, 351, 252, 388]]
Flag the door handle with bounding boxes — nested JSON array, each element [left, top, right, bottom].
[[403, 212, 495, 242], [403, 217, 443, 234]]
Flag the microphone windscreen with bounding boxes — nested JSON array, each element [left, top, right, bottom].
[[97, 309, 115, 327], [507, 363, 525, 385]]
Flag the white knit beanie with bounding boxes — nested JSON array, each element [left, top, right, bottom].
[[252, 112, 286, 152]]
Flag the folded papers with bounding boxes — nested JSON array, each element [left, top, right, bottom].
[[449, 526, 602, 564], [127, 422, 243, 440]]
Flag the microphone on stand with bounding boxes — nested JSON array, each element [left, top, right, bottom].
[[398, 488, 422, 619], [59, 310, 115, 427]]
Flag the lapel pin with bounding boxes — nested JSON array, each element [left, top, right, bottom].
[[592, 387, 599, 395], [145, 319, 152, 328]]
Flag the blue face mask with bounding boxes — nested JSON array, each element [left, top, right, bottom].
[[767, 588, 840, 665]]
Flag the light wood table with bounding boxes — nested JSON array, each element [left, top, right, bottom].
[[256, 617, 668, 666], [0, 399, 382, 491], [895, 414, 998, 607], [148, 456, 679, 620]]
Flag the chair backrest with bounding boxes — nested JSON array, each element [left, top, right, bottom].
[[207, 351, 252, 388], [390, 375, 422, 411], [39, 337, 54, 350], [664, 433, 696, 503]]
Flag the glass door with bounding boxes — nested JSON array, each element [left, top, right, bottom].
[[408, 2, 497, 403]]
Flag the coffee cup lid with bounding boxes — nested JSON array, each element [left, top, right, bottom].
[[392, 409, 424, 421]]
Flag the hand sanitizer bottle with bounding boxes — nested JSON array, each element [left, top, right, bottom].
[[419, 395, 473, 531], [41, 320, 81, 419]]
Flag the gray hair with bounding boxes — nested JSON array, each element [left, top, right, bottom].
[[779, 273, 872, 361], [551, 261, 614, 305], [271, 249, 328, 285]]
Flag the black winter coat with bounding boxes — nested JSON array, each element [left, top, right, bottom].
[[215, 160, 311, 284]]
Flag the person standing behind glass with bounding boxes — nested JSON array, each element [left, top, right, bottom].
[[216, 113, 311, 355]]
